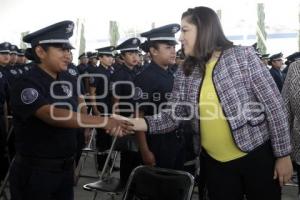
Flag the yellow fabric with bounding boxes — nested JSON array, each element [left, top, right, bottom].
[[199, 59, 247, 162]]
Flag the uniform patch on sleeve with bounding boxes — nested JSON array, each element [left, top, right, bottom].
[[21, 88, 39, 104], [133, 87, 143, 100]]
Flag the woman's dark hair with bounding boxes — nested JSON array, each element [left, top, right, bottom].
[[27, 44, 51, 64], [181, 6, 233, 76]]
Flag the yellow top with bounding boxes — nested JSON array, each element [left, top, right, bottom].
[[199, 59, 247, 162]]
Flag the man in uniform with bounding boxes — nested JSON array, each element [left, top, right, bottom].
[[260, 53, 269, 69], [0, 42, 9, 183], [269, 52, 284, 92], [134, 24, 186, 170]]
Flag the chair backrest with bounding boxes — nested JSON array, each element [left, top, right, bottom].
[[122, 165, 194, 200]]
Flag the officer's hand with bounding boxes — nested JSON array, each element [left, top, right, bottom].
[[105, 117, 134, 137], [141, 149, 156, 166]]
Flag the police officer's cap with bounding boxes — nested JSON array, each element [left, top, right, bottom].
[[286, 52, 300, 63], [116, 38, 140, 53], [23, 20, 74, 49], [96, 46, 115, 56], [78, 52, 88, 59], [269, 53, 283, 61], [10, 44, 19, 54], [17, 48, 26, 56], [140, 23, 180, 44], [87, 52, 98, 59], [260, 54, 269, 59], [0, 42, 11, 53]]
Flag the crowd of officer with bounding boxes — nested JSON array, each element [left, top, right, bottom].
[[0, 20, 299, 200]]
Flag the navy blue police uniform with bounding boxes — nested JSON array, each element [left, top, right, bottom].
[[90, 46, 115, 170], [9, 21, 78, 200], [136, 24, 185, 170], [112, 38, 142, 186], [269, 53, 284, 92]]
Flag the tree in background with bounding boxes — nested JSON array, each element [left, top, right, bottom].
[[256, 3, 267, 54], [109, 21, 120, 46], [20, 31, 29, 49]]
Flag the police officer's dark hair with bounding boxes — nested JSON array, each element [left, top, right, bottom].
[[181, 6, 233, 76], [26, 44, 51, 63], [143, 40, 176, 54]]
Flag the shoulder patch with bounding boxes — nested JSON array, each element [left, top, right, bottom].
[[133, 87, 143, 100], [21, 88, 39, 104], [68, 68, 77, 76]]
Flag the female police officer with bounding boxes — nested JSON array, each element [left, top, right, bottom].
[[9, 21, 132, 200]]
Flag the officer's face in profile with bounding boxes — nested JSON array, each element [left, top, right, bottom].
[[35, 44, 71, 72], [179, 17, 197, 57], [10, 53, 18, 64], [0, 53, 11, 65], [99, 55, 114, 67], [121, 51, 139, 67], [150, 43, 176, 66]]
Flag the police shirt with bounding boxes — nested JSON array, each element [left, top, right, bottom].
[[111, 64, 137, 117], [11, 65, 79, 158], [134, 61, 174, 116], [89, 65, 113, 113]]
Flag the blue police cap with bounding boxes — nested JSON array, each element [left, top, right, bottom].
[[23, 20, 74, 49], [10, 44, 19, 54], [116, 38, 140, 52], [0, 42, 11, 53], [78, 52, 88, 59], [17, 48, 26, 56], [96, 46, 115, 56], [286, 52, 300, 62], [269, 52, 283, 61], [87, 52, 98, 59], [140, 24, 180, 44]]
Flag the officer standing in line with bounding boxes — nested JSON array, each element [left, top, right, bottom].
[[260, 54, 270, 69], [269, 52, 284, 92], [89, 46, 115, 170], [112, 37, 142, 187], [77, 52, 89, 75], [0, 42, 9, 183], [134, 24, 186, 170], [9, 20, 132, 200]]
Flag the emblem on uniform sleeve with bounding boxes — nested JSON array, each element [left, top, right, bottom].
[[133, 87, 143, 100], [61, 85, 72, 97], [68, 68, 77, 76], [0, 72, 2, 78], [21, 88, 39, 104]]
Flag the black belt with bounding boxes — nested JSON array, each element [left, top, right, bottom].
[[14, 154, 74, 172]]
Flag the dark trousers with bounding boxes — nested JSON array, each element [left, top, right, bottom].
[[96, 128, 112, 170], [294, 163, 300, 194], [9, 162, 74, 200], [147, 131, 185, 170], [0, 116, 8, 180], [202, 142, 281, 200]]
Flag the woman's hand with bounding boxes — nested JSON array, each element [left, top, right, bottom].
[[274, 155, 293, 187]]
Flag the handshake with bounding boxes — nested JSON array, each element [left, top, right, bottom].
[[103, 114, 147, 137]]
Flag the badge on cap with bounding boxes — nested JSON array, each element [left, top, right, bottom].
[[21, 88, 39, 104], [66, 24, 74, 33], [172, 26, 179, 33], [132, 38, 138, 45], [4, 43, 9, 48]]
